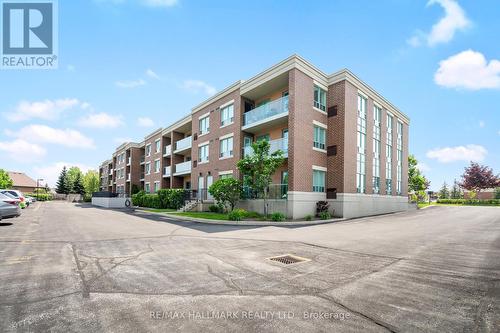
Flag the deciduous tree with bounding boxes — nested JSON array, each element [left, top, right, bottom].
[[0, 169, 13, 189], [460, 162, 499, 195]]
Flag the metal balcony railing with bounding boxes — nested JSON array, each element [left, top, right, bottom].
[[243, 95, 288, 126]]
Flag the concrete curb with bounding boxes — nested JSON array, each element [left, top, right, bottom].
[[134, 209, 346, 226]]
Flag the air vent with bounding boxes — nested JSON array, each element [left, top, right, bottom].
[[327, 188, 337, 199], [328, 105, 338, 117], [327, 145, 337, 156]]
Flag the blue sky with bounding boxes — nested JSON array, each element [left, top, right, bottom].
[[0, 0, 498, 188]]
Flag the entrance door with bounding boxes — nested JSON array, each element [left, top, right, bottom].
[[206, 175, 213, 200], [198, 176, 204, 200]]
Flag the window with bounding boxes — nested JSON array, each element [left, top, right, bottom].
[[313, 126, 326, 150], [198, 144, 209, 163], [219, 173, 232, 180], [373, 106, 382, 194], [145, 162, 151, 175], [220, 136, 233, 158], [314, 86, 327, 111], [146, 144, 151, 157], [199, 115, 210, 135], [155, 139, 161, 153], [396, 121, 403, 195], [154, 159, 160, 173], [154, 181, 160, 193], [145, 183, 150, 193], [356, 95, 367, 193], [313, 170, 326, 192], [220, 104, 234, 127], [386, 114, 393, 195]]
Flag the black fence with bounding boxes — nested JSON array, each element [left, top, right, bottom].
[[92, 191, 127, 198]]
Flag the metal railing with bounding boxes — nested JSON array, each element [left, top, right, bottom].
[[244, 137, 288, 157], [243, 95, 289, 126], [163, 166, 171, 177], [242, 184, 288, 200], [175, 136, 192, 151]]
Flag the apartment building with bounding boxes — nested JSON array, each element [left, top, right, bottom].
[[99, 55, 410, 218]]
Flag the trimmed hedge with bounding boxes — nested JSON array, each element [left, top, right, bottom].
[[132, 189, 185, 209], [436, 198, 500, 205], [25, 193, 53, 201]]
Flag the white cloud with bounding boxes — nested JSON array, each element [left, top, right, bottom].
[[137, 117, 154, 127], [0, 139, 46, 163], [5, 98, 83, 122], [146, 69, 160, 80], [115, 79, 146, 88], [426, 144, 487, 163], [181, 80, 216, 96], [78, 112, 123, 129], [434, 50, 500, 90], [141, 0, 177, 7], [408, 0, 471, 47], [33, 162, 96, 188], [9, 124, 95, 149], [417, 162, 431, 172]]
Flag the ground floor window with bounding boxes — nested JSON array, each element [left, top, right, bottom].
[[312, 170, 326, 192], [154, 181, 160, 193], [145, 183, 150, 193]]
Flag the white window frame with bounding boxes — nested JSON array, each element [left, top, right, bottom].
[[145, 182, 150, 193], [313, 125, 326, 151], [155, 139, 161, 153], [356, 95, 367, 194], [154, 159, 160, 173], [154, 181, 160, 193], [145, 162, 151, 175], [312, 169, 326, 192], [146, 143, 151, 157], [219, 135, 234, 159], [198, 143, 209, 164], [199, 115, 210, 136], [220, 104, 234, 127], [313, 85, 327, 112]]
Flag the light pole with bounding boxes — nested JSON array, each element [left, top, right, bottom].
[[36, 179, 44, 201]]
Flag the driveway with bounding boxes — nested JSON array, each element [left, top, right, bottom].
[[0, 202, 499, 332]]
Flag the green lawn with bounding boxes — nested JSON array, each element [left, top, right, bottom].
[[170, 212, 229, 220]]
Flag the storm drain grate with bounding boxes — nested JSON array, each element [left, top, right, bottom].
[[267, 254, 310, 265]]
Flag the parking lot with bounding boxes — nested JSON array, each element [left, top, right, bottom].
[[0, 201, 499, 332]]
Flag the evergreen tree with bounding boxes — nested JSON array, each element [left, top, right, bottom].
[[450, 179, 462, 199], [438, 182, 450, 199], [72, 172, 85, 195], [55, 166, 70, 194]]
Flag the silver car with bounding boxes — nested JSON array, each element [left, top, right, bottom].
[[0, 192, 21, 220]]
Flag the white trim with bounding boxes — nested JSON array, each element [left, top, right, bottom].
[[313, 147, 327, 154], [313, 106, 327, 115], [219, 99, 234, 109], [219, 121, 233, 129], [198, 112, 210, 120], [218, 170, 233, 176], [312, 165, 327, 172], [197, 141, 210, 147], [313, 80, 328, 91], [219, 132, 234, 141], [386, 110, 395, 118], [357, 89, 368, 99], [373, 100, 383, 109], [197, 160, 209, 165], [313, 120, 327, 129], [219, 155, 233, 160], [192, 81, 241, 113]]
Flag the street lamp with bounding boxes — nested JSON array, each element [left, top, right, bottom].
[[36, 179, 44, 201]]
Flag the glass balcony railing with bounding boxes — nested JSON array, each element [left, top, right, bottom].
[[175, 161, 191, 174], [244, 138, 288, 158], [243, 95, 289, 126], [175, 136, 192, 152], [127, 173, 130, 181], [127, 157, 131, 165], [140, 156, 145, 164], [164, 145, 171, 156], [163, 166, 171, 177]]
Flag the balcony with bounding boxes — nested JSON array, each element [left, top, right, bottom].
[[174, 161, 191, 176], [242, 95, 288, 133], [140, 156, 145, 165], [174, 136, 192, 154], [108, 169, 113, 175], [163, 145, 172, 157], [127, 157, 131, 166], [163, 166, 171, 177], [108, 180, 112, 186], [140, 173, 145, 181], [126, 173, 131, 182], [244, 138, 288, 158]]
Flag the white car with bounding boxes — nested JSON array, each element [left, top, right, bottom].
[[0, 192, 21, 220], [0, 190, 28, 207]]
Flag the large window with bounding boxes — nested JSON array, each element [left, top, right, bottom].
[[198, 144, 209, 163], [154, 181, 160, 193], [219, 136, 233, 158], [220, 104, 234, 127], [219, 173, 233, 180], [145, 183, 150, 193], [146, 144, 151, 157], [312, 169, 326, 192], [373, 106, 382, 194], [313, 86, 327, 111], [313, 126, 326, 150], [199, 115, 210, 135], [154, 159, 160, 173], [396, 121, 403, 195], [145, 162, 151, 175], [356, 95, 367, 193], [155, 139, 161, 153], [386, 114, 393, 194]]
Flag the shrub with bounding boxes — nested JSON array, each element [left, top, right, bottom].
[[208, 178, 242, 211], [436, 198, 500, 205], [25, 193, 53, 201], [316, 201, 330, 217], [228, 209, 247, 221], [132, 191, 145, 207], [305, 215, 313, 221], [319, 211, 332, 220], [270, 212, 285, 222], [133, 189, 186, 209], [208, 204, 223, 213]]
